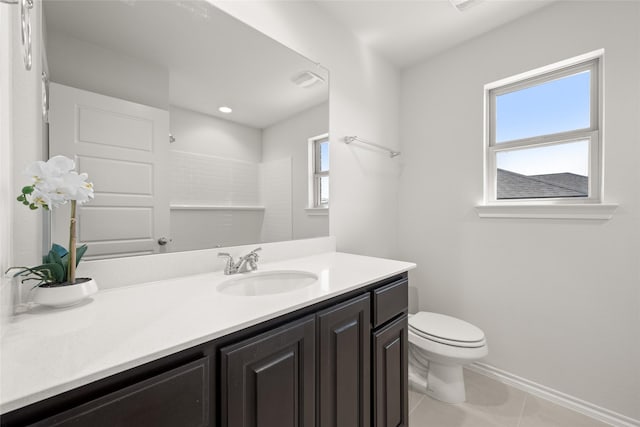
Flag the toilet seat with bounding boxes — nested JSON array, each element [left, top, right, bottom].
[[409, 312, 486, 348], [410, 326, 486, 348]]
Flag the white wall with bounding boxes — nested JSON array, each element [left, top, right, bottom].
[[9, 1, 45, 268], [213, 1, 401, 258], [398, 1, 640, 421], [169, 106, 263, 249], [170, 105, 262, 163], [169, 103, 327, 247], [169, 148, 264, 249], [0, 4, 14, 321], [1, 0, 47, 315], [260, 158, 292, 243], [263, 103, 329, 240], [170, 210, 264, 251]]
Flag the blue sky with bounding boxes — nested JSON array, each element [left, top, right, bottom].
[[497, 140, 588, 177], [320, 140, 329, 171], [320, 141, 329, 203], [495, 70, 590, 176]]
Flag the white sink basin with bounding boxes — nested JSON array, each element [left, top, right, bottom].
[[217, 270, 318, 296]]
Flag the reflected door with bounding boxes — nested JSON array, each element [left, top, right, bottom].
[[49, 83, 170, 258]]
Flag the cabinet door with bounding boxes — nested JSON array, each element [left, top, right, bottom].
[[373, 315, 409, 427], [29, 357, 210, 427], [220, 315, 315, 427], [317, 293, 371, 427]]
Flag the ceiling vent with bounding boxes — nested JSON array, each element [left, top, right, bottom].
[[292, 71, 325, 89], [449, 0, 481, 12]]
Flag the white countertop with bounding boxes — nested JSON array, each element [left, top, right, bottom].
[[0, 251, 415, 414]]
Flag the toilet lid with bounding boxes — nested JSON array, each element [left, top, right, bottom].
[[409, 312, 485, 345]]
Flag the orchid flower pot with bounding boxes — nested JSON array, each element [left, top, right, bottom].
[[32, 278, 98, 308]]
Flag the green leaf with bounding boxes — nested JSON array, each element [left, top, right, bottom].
[[33, 263, 65, 283], [53, 244, 71, 277], [17, 195, 25, 202], [75, 244, 88, 266], [51, 244, 69, 258], [49, 248, 64, 266], [29, 204, 38, 210], [5, 266, 37, 277], [51, 249, 68, 278], [22, 186, 34, 194], [6, 265, 59, 285], [21, 276, 48, 287], [6, 244, 87, 287]]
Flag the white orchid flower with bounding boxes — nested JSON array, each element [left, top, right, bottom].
[[25, 155, 75, 184], [58, 172, 95, 204], [33, 187, 67, 209], [29, 188, 54, 208], [22, 156, 94, 206]]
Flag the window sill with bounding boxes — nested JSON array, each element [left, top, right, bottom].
[[475, 203, 618, 220], [305, 207, 329, 216]]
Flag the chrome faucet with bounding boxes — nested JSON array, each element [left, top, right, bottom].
[[218, 247, 262, 275]]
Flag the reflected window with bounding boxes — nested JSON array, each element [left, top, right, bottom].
[[309, 134, 329, 208]]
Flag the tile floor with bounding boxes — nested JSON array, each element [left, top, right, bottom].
[[409, 369, 611, 427]]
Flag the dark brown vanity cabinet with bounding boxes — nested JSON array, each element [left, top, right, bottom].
[[1, 273, 409, 427], [315, 277, 409, 427], [219, 315, 316, 427], [373, 315, 409, 427], [217, 275, 408, 427], [317, 293, 371, 427], [372, 279, 410, 427], [27, 357, 211, 427]]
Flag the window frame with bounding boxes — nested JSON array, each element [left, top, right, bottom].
[[484, 52, 603, 205], [308, 133, 329, 209]]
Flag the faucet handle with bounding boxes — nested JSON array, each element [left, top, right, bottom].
[[246, 248, 261, 271], [248, 247, 261, 262]]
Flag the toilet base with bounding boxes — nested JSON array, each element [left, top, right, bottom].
[[407, 314, 488, 404], [408, 364, 428, 393], [426, 361, 466, 404]]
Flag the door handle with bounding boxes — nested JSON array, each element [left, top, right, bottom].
[[157, 237, 172, 246]]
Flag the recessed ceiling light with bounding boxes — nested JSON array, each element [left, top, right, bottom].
[[218, 106, 233, 114]]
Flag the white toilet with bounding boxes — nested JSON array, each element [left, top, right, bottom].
[[408, 312, 488, 404]]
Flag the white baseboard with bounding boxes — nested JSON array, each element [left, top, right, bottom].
[[467, 363, 639, 427]]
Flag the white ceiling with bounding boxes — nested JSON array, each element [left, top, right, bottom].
[[44, 1, 328, 129], [316, 0, 555, 68]]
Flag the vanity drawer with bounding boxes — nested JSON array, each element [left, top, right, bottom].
[[30, 357, 210, 427], [372, 278, 408, 328]]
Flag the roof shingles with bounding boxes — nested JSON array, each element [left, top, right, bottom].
[[497, 169, 588, 199]]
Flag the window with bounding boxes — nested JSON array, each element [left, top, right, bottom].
[[309, 134, 329, 209], [485, 53, 602, 203]]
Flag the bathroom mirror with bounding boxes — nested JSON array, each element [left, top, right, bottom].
[[42, 0, 329, 260]]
